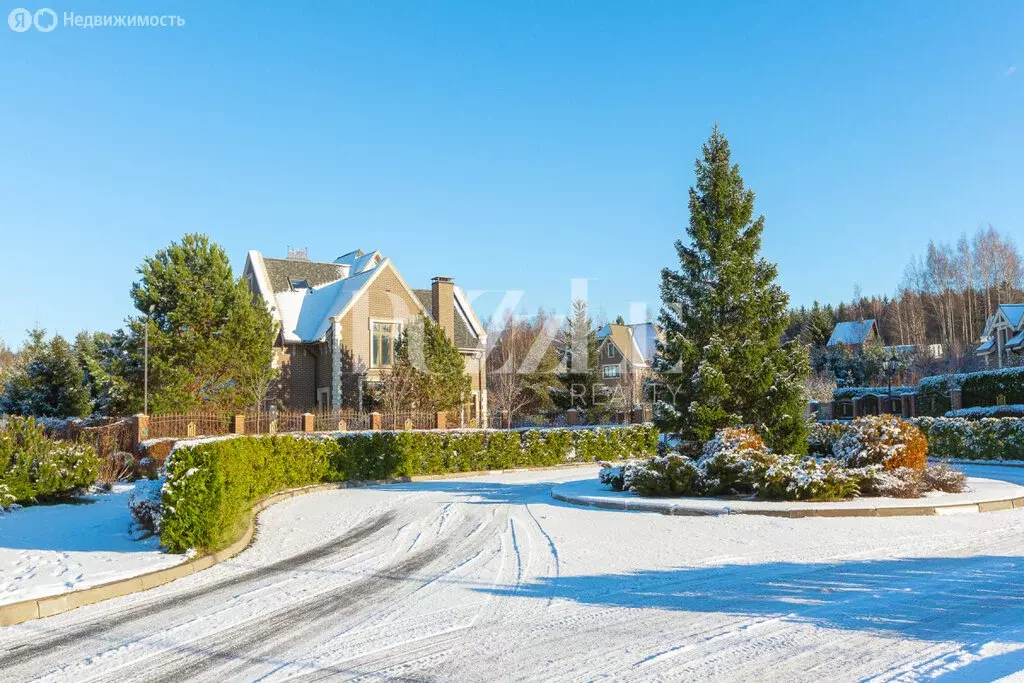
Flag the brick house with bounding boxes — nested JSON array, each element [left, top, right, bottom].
[[242, 249, 488, 423], [976, 303, 1024, 368], [595, 323, 659, 408]]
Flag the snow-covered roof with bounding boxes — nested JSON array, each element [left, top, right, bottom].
[[247, 249, 481, 346], [976, 337, 995, 355], [826, 320, 877, 347], [1007, 330, 1024, 350], [275, 266, 381, 343], [999, 304, 1024, 329]]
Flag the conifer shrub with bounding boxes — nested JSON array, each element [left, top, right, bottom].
[[0, 416, 100, 505]]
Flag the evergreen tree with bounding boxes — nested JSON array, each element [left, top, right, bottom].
[[74, 331, 136, 417], [801, 301, 836, 348], [655, 127, 809, 452], [128, 234, 277, 413], [402, 316, 471, 413], [551, 299, 605, 420], [614, 315, 626, 325], [1, 329, 92, 418]]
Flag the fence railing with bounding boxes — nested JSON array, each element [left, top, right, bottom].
[[148, 413, 233, 440]]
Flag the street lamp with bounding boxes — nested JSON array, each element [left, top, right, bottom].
[[882, 350, 899, 412], [144, 305, 154, 415]]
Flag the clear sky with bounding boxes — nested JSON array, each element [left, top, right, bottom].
[[1, 1, 1022, 346]]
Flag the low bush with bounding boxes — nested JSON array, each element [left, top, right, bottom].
[[608, 416, 957, 502], [807, 421, 845, 456], [922, 462, 968, 493], [0, 416, 100, 505], [161, 424, 657, 553], [832, 415, 928, 470]]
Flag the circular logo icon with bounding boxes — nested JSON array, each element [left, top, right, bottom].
[[8, 7, 32, 31], [33, 7, 56, 32]]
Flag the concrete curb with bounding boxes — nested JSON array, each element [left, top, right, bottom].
[[551, 488, 1024, 519], [0, 477, 412, 628], [0, 462, 603, 628]]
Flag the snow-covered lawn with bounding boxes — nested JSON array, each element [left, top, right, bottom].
[[1, 466, 1024, 681], [0, 481, 186, 606]]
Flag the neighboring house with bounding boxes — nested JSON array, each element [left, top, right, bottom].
[[976, 304, 1024, 368], [826, 320, 880, 350], [595, 323, 659, 407], [243, 248, 488, 422], [885, 343, 944, 360]]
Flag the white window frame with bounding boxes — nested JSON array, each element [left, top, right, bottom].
[[606, 343, 615, 359], [369, 318, 402, 369], [603, 364, 621, 378]]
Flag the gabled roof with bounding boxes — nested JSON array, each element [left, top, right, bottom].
[[247, 248, 482, 347], [827, 320, 878, 347], [1007, 330, 1024, 350], [262, 258, 349, 293], [596, 323, 659, 366], [998, 304, 1024, 329]]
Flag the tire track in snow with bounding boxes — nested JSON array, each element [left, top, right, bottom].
[[0, 510, 398, 671]]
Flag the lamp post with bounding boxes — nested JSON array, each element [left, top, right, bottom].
[[882, 350, 899, 413], [144, 305, 154, 415]]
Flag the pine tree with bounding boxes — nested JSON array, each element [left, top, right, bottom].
[[801, 301, 836, 348], [128, 234, 277, 413], [551, 299, 605, 420], [1, 329, 92, 418], [655, 126, 809, 452]]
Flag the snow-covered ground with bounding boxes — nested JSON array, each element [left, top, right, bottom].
[[0, 481, 185, 606], [2, 466, 1024, 681]]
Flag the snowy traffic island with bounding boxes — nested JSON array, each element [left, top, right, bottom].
[[557, 416, 1024, 517]]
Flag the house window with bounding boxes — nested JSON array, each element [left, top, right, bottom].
[[603, 365, 621, 378], [371, 321, 398, 368], [607, 344, 615, 359], [289, 278, 310, 290]]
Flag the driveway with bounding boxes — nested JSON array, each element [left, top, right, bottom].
[[2, 466, 1024, 681]]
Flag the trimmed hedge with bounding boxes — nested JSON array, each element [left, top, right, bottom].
[[0, 416, 100, 506], [160, 424, 658, 553], [917, 366, 1024, 417], [913, 416, 1024, 462]]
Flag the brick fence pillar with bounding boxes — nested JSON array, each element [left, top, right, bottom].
[[851, 397, 860, 418], [231, 414, 245, 435], [566, 409, 581, 426], [370, 412, 382, 430], [132, 414, 149, 453], [631, 407, 644, 424], [950, 389, 963, 411], [435, 412, 447, 430], [302, 413, 315, 433]]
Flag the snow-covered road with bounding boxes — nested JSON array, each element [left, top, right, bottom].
[[3, 466, 1024, 682]]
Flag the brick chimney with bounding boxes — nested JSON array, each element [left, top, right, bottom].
[[431, 276, 455, 342]]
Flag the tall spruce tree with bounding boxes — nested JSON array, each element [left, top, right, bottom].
[[128, 234, 277, 413], [551, 299, 605, 420], [1, 329, 92, 418], [655, 127, 809, 452]]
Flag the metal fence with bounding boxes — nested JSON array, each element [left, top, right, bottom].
[[148, 412, 233, 439]]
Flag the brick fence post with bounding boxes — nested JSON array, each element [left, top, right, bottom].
[[630, 407, 644, 424], [302, 413, 315, 433], [231, 414, 246, 435], [132, 414, 149, 453], [435, 411, 447, 430], [370, 412, 382, 430], [950, 389, 963, 412], [566, 409, 580, 426], [851, 397, 860, 419]]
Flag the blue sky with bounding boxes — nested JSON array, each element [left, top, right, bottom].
[[1, 1, 1022, 346]]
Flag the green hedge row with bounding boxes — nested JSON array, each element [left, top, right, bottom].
[[917, 367, 1024, 417], [0, 416, 100, 506], [160, 424, 658, 553], [912, 416, 1024, 461]]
